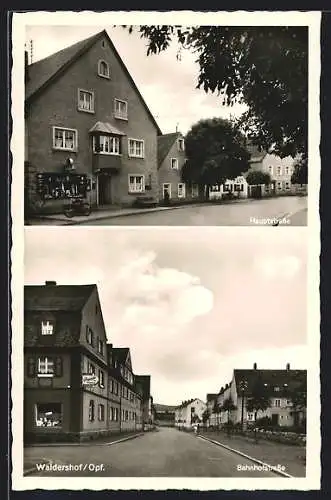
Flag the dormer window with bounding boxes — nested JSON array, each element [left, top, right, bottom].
[[41, 320, 54, 336], [98, 60, 110, 79], [178, 138, 185, 151]]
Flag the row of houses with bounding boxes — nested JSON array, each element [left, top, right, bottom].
[[205, 363, 307, 430], [24, 29, 306, 216], [173, 363, 306, 431], [24, 281, 153, 443]]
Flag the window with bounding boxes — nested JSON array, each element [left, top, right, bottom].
[[277, 166, 282, 176], [53, 127, 77, 151], [93, 135, 120, 155], [86, 326, 94, 346], [247, 413, 254, 421], [274, 399, 281, 407], [98, 60, 110, 78], [191, 184, 199, 198], [114, 408, 119, 421], [115, 382, 119, 395], [285, 166, 289, 175], [98, 404, 105, 421], [37, 357, 54, 377], [178, 138, 185, 151], [98, 369, 104, 388], [78, 89, 94, 113], [191, 407, 195, 413], [274, 387, 280, 392], [171, 158, 179, 170], [88, 362, 95, 375], [285, 182, 290, 189], [128, 175, 145, 193], [128, 139, 144, 158], [125, 410, 128, 421], [35, 403, 62, 428], [178, 183, 186, 198], [268, 166, 273, 175], [277, 182, 282, 188], [114, 99, 128, 120], [89, 400, 95, 421], [109, 406, 113, 421], [41, 320, 54, 336], [98, 339, 104, 355]]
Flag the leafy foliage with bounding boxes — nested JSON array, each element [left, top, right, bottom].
[[124, 26, 307, 158], [291, 156, 308, 185], [246, 170, 272, 186], [181, 118, 250, 192], [202, 409, 210, 423], [246, 376, 271, 420]]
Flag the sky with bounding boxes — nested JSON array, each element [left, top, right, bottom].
[[24, 24, 247, 135], [24, 227, 308, 405]]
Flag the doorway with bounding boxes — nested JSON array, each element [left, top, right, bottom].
[[98, 173, 112, 205], [271, 413, 279, 426], [162, 183, 171, 199]]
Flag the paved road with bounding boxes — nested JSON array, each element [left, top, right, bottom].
[[79, 196, 307, 226], [24, 428, 283, 477]]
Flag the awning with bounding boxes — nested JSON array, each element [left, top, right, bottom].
[[89, 121, 126, 136]]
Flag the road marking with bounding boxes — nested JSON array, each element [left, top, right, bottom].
[[198, 435, 293, 478]]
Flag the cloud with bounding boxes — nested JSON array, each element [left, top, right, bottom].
[[255, 255, 302, 279]]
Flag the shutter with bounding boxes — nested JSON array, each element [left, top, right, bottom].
[[55, 357, 63, 377], [27, 357, 36, 377]]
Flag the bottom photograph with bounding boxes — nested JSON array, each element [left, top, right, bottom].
[[21, 227, 310, 481]]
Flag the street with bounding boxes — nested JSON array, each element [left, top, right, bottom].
[[24, 427, 283, 477], [79, 196, 307, 226]]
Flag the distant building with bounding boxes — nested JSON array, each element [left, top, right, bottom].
[[135, 375, 154, 430], [175, 398, 207, 429], [157, 132, 200, 203], [153, 403, 177, 427]]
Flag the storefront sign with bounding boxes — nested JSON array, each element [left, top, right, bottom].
[[82, 374, 99, 386]]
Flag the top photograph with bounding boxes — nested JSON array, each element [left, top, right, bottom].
[[23, 24, 310, 227]]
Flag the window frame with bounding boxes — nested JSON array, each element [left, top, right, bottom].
[[37, 356, 54, 378], [114, 98, 128, 120], [41, 320, 54, 336], [171, 158, 179, 170], [93, 135, 121, 156], [77, 88, 95, 114], [89, 400, 95, 422], [98, 59, 110, 79], [128, 138, 145, 159], [98, 403, 105, 421], [98, 369, 105, 388], [128, 174, 145, 193], [178, 183, 186, 198], [177, 138, 185, 151], [52, 126, 78, 152]]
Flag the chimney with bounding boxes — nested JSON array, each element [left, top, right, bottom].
[[45, 281, 57, 286], [253, 363, 257, 370], [286, 363, 290, 371], [24, 50, 29, 82]]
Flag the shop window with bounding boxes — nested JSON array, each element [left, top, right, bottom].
[[53, 127, 77, 151], [89, 400, 95, 421], [36, 173, 89, 201], [98, 60, 110, 78], [41, 320, 54, 335], [35, 402, 62, 428]]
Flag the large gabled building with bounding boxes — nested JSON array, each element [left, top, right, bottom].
[[25, 29, 161, 216]]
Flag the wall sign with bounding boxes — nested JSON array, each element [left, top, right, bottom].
[[82, 373, 99, 386]]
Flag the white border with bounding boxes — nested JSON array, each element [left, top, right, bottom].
[[11, 10, 321, 491]]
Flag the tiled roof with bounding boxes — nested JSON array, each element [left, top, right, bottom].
[[25, 31, 102, 101], [89, 121, 126, 135], [157, 132, 180, 167], [233, 369, 306, 397], [153, 403, 177, 412], [25, 29, 162, 135], [24, 284, 95, 311]]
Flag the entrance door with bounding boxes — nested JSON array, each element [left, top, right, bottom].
[[162, 183, 171, 200], [271, 413, 279, 425], [98, 174, 112, 205]]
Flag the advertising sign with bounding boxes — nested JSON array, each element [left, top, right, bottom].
[[82, 373, 99, 386]]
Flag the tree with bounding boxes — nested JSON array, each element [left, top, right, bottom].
[[246, 170, 271, 186], [202, 409, 210, 425], [246, 377, 271, 423], [291, 157, 308, 185], [287, 375, 307, 429], [181, 118, 250, 199], [124, 26, 308, 158], [221, 396, 237, 425]]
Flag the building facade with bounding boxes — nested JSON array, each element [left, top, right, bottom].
[[25, 30, 161, 216], [157, 132, 200, 203], [175, 398, 207, 429], [24, 281, 150, 443]]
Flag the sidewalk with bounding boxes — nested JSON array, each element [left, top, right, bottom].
[[25, 198, 257, 226], [25, 431, 144, 448], [200, 431, 306, 477]]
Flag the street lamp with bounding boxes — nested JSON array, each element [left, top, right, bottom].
[[239, 380, 248, 432]]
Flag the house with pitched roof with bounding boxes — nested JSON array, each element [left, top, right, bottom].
[[24, 281, 109, 442], [24, 29, 161, 215], [174, 398, 206, 429], [24, 281, 151, 442], [157, 132, 200, 203]]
